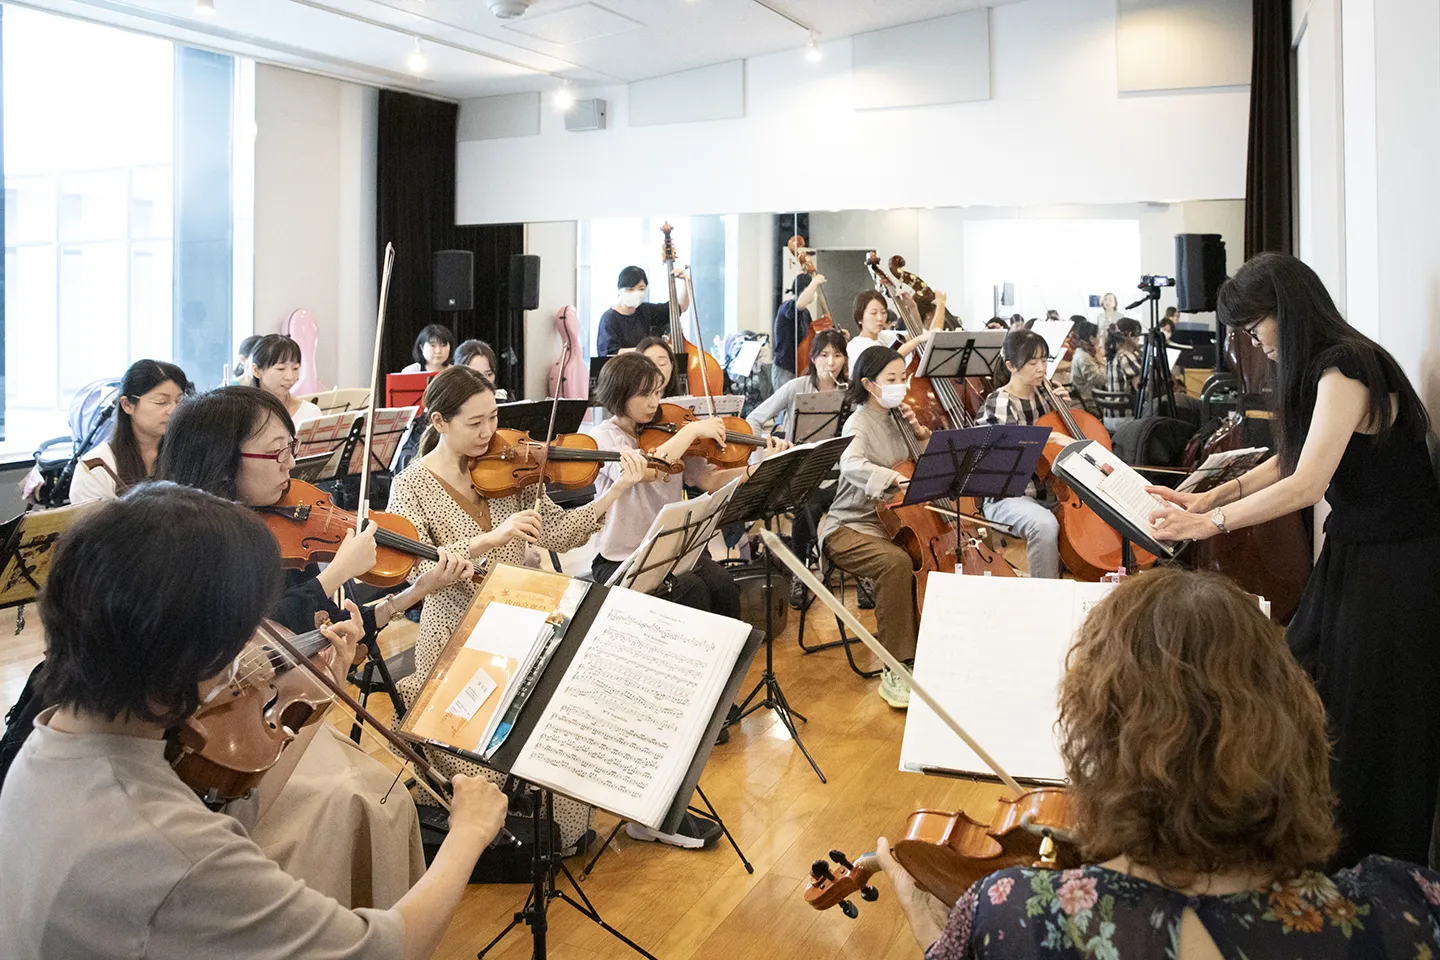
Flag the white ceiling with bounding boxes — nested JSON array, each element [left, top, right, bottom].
[[3, 0, 1024, 100]]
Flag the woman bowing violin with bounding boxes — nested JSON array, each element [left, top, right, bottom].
[[385, 365, 648, 853], [882, 568, 1440, 960]]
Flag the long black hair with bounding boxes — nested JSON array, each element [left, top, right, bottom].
[[845, 344, 904, 408], [157, 387, 295, 501], [111, 359, 192, 486], [1217, 252, 1429, 474], [39, 483, 282, 725], [807, 329, 850, 389]]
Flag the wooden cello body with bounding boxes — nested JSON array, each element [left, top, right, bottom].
[[1035, 389, 1157, 580], [660, 223, 724, 396]]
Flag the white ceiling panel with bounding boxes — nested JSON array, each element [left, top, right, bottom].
[[4, 0, 1029, 99]]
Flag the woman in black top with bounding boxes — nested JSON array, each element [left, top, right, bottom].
[[1149, 252, 1440, 868]]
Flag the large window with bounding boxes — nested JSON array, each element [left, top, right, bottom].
[[1, 6, 250, 457]]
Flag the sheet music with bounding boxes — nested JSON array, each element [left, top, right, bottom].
[[1029, 320, 1072, 379], [462, 601, 550, 658], [726, 340, 764, 378], [511, 587, 748, 827], [900, 575, 1115, 782], [1059, 441, 1167, 531], [1176, 446, 1269, 494], [668, 394, 745, 417]]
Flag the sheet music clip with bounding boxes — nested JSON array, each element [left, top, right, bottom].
[[788, 391, 847, 444], [915, 329, 1008, 382]]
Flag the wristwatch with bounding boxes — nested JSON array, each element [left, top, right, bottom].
[[1209, 508, 1228, 534]]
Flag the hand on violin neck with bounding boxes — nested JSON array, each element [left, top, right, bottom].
[[760, 434, 790, 459], [412, 548, 472, 596], [315, 525, 379, 595], [874, 837, 949, 950], [317, 599, 364, 686]]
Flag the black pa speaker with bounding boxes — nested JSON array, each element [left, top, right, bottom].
[[508, 254, 540, 312], [1174, 234, 1227, 313], [433, 250, 474, 312]]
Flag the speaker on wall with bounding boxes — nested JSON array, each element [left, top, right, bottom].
[[509, 254, 541, 312], [434, 250, 474, 312], [1175, 234, 1227, 313]]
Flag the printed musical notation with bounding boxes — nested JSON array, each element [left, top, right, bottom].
[[512, 587, 747, 828]]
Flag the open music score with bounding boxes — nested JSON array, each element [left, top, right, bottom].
[[511, 587, 748, 829]]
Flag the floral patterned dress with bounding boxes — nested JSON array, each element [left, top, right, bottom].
[[927, 857, 1440, 959]]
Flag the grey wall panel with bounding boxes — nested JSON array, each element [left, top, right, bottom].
[[852, 9, 990, 111], [1117, 0, 1252, 92]]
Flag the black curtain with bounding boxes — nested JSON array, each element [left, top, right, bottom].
[[1243, 0, 1293, 259], [375, 91, 524, 395]]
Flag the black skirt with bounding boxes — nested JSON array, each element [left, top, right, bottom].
[[1288, 531, 1440, 868]]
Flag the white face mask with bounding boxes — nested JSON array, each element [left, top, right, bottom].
[[875, 382, 908, 409], [618, 289, 645, 309]]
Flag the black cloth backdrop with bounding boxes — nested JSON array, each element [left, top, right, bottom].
[[375, 90, 524, 396], [1243, 0, 1293, 260]]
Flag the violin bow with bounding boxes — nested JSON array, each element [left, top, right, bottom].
[[356, 242, 396, 532], [759, 529, 1027, 798], [684, 264, 718, 420], [534, 340, 571, 515]]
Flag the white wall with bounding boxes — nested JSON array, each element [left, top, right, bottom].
[[253, 64, 377, 389], [522, 221, 578, 399], [456, 0, 1250, 224]]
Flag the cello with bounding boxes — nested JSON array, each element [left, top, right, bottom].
[[786, 235, 835, 377], [660, 223, 724, 396], [760, 531, 1079, 914], [1034, 378, 1158, 580]]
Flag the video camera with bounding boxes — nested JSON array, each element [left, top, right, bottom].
[[1138, 275, 1175, 290]]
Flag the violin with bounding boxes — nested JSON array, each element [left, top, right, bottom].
[[757, 531, 1080, 918], [661, 223, 725, 397], [786, 235, 835, 377], [637, 402, 768, 471], [805, 788, 1078, 914], [167, 620, 338, 806], [468, 428, 678, 500], [1033, 380, 1158, 579], [256, 478, 487, 588]]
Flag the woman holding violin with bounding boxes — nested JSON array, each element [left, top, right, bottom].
[[819, 345, 930, 710], [879, 568, 1440, 959], [847, 291, 936, 370], [0, 485, 511, 960], [386, 365, 648, 851], [980, 331, 1073, 579], [157, 387, 468, 908]]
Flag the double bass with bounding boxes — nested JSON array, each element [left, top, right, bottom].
[[660, 223, 724, 397], [786, 235, 835, 377]]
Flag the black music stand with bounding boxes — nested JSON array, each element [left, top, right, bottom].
[[1050, 440, 1178, 572], [788, 391, 847, 444], [899, 425, 1050, 509], [0, 503, 97, 633], [915, 330, 1007, 381], [716, 437, 851, 783], [400, 580, 762, 960], [498, 399, 589, 436]]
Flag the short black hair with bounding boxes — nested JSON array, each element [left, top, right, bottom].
[[412, 324, 456, 367], [1002, 330, 1050, 369], [157, 387, 295, 501], [237, 335, 263, 362], [594, 353, 664, 418], [617, 266, 648, 290], [39, 483, 282, 725], [249, 334, 303, 371], [790, 274, 813, 297], [845, 345, 904, 408]]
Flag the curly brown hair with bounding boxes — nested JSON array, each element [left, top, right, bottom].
[[1058, 568, 1337, 881]]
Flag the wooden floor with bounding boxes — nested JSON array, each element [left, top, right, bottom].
[[0, 583, 1009, 960]]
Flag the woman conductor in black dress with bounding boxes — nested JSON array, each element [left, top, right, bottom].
[[1148, 252, 1440, 868]]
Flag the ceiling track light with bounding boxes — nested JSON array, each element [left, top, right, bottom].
[[553, 80, 576, 111], [407, 36, 428, 74], [195, 0, 217, 15], [805, 33, 821, 63]]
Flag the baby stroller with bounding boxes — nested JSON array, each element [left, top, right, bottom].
[[23, 378, 124, 509]]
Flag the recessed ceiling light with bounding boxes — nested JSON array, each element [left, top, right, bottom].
[[407, 37, 428, 74], [195, 0, 216, 15], [805, 35, 821, 63]]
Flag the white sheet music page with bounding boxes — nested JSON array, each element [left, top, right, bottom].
[[899, 574, 1115, 783], [511, 587, 748, 828]]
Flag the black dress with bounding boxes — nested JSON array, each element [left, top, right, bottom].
[[1287, 349, 1440, 868]]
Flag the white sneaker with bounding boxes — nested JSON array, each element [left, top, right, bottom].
[[878, 668, 911, 709]]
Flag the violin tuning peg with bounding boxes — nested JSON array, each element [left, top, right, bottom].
[[810, 859, 834, 882], [860, 886, 879, 902], [839, 900, 859, 920], [828, 850, 854, 869]]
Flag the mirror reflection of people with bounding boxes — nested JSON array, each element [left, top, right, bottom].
[[1094, 292, 1121, 341], [1066, 320, 1104, 416], [847, 291, 940, 370], [882, 568, 1440, 958], [772, 273, 824, 388], [596, 265, 689, 356], [70, 360, 193, 505], [1104, 318, 1144, 411], [0, 484, 510, 959], [401, 324, 455, 374]]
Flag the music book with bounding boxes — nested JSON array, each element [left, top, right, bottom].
[[400, 565, 590, 759], [509, 586, 749, 829], [900, 574, 1116, 784], [1051, 439, 1175, 555], [1176, 446, 1269, 494]]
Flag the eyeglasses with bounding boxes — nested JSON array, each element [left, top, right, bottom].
[[1240, 319, 1264, 344], [240, 438, 300, 464]]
